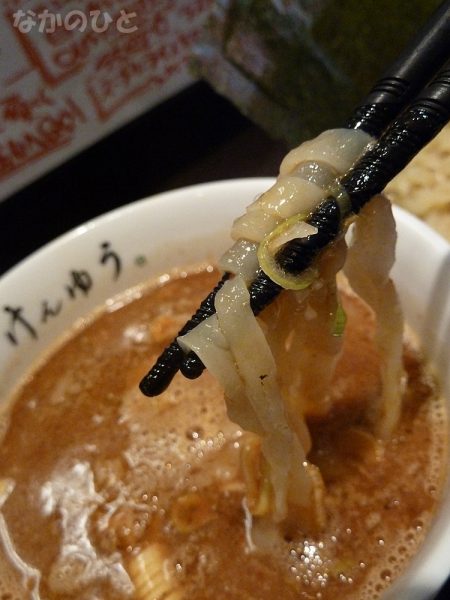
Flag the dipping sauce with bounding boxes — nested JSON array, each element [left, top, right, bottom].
[[0, 267, 447, 599]]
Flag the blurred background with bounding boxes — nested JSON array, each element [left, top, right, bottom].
[[1, 0, 446, 276], [0, 1, 449, 596]]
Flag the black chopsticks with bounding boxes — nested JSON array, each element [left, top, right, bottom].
[[346, 0, 450, 137], [140, 2, 450, 397]]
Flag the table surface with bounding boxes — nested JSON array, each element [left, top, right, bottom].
[[0, 82, 448, 599]]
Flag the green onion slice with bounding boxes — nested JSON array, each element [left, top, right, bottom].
[[332, 303, 347, 337], [257, 213, 318, 290]]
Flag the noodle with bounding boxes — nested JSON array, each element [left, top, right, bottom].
[[179, 127, 404, 529], [344, 195, 404, 438]]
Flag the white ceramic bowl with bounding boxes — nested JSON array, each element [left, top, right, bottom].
[[0, 179, 449, 599]]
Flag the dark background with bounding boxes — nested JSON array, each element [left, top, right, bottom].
[[0, 83, 286, 276], [0, 82, 449, 599]]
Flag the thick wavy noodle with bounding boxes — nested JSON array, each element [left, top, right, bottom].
[[344, 195, 404, 438], [179, 128, 406, 530], [229, 128, 373, 245]]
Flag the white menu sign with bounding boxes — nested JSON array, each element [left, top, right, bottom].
[[0, 0, 212, 200]]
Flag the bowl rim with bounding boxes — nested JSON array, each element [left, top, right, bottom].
[[0, 177, 449, 599], [2, 177, 449, 285]]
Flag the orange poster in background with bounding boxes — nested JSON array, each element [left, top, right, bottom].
[[0, 0, 213, 200]]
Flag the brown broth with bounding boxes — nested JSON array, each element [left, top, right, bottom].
[[0, 268, 447, 600]]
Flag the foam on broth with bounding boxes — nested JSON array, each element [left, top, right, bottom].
[[0, 267, 447, 600]]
